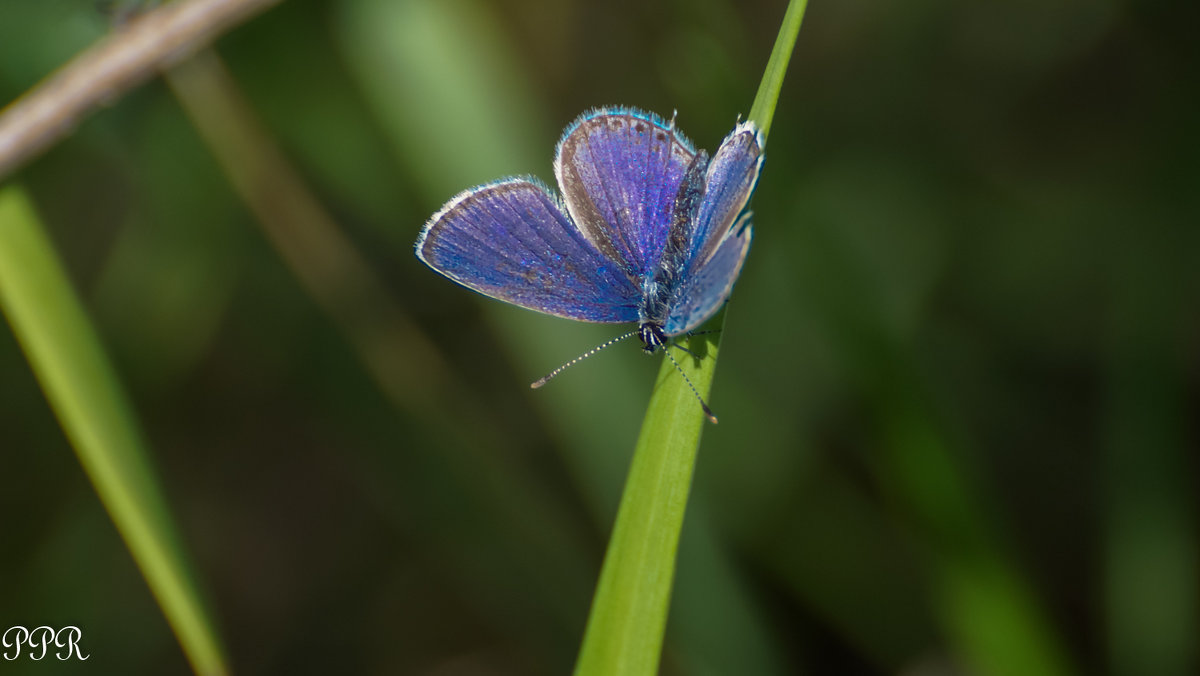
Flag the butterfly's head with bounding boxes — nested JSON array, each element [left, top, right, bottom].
[[638, 322, 668, 353]]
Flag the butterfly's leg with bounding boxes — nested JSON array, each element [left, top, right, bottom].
[[669, 341, 703, 360]]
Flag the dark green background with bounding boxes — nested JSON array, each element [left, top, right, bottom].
[[1, 0, 1195, 674]]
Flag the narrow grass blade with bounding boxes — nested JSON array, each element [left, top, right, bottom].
[[1104, 242, 1197, 676], [0, 186, 227, 676], [749, 0, 808, 137], [572, 2, 808, 673], [878, 397, 1076, 676]]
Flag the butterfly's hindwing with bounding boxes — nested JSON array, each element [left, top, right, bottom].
[[664, 213, 753, 336]]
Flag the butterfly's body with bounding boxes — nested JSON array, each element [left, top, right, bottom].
[[416, 106, 763, 418]]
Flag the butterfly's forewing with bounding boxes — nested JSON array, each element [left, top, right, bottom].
[[555, 108, 698, 280], [664, 214, 753, 335], [685, 121, 763, 279], [417, 179, 642, 323], [659, 121, 761, 335]]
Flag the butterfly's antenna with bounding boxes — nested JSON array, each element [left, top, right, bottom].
[[661, 348, 719, 424], [531, 329, 640, 389]]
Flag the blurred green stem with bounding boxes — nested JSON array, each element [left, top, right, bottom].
[[1103, 234, 1197, 676], [572, 2, 808, 674], [0, 187, 227, 675], [877, 388, 1075, 676], [165, 50, 452, 416]]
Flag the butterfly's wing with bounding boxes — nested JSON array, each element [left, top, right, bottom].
[[663, 214, 753, 335], [417, 178, 642, 323], [555, 107, 698, 279], [684, 120, 763, 279], [662, 121, 763, 335]]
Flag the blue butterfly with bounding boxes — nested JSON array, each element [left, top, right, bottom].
[[416, 106, 763, 421]]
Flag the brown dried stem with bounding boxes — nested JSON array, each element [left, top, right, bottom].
[[0, 0, 281, 180]]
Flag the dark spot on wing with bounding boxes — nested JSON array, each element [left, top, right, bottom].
[[556, 261, 579, 287]]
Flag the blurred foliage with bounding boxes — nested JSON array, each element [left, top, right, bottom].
[[1, 0, 1196, 674]]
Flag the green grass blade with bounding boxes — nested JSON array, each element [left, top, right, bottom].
[[749, 0, 808, 137], [572, 2, 808, 673], [0, 186, 227, 676], [572, 327, 721, 675], [879, 399, 1076, 676]]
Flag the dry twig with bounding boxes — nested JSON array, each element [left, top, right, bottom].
[[0, 0, 281, 180]]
